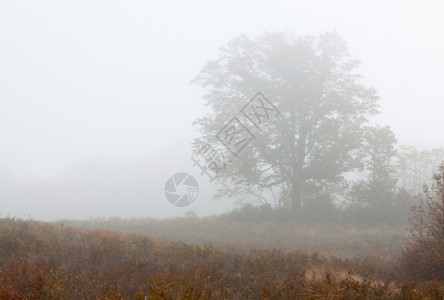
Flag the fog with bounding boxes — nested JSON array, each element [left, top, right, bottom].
[[1, 0, 443, 221]]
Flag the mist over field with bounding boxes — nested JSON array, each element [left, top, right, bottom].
[[1, 1, 444, 298], [1, 0, 443, 220]]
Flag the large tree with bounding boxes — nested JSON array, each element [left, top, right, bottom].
[[192, 31, 394, 214]]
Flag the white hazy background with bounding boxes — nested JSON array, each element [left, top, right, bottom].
[[0, 1, 443, 220]]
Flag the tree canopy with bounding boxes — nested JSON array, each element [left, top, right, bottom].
[[192, 31, 396, 214]]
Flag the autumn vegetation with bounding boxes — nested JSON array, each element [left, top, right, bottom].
[[0, 165, 443, 299], [400, 165, 444, 282], [0, 218, 442, 299]]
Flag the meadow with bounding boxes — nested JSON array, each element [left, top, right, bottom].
[[1, 214, 443, 299]]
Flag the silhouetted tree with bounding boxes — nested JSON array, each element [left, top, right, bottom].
[[193, 31, 395, 216]]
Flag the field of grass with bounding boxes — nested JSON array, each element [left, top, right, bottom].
[[60, 215, 407, 261], [1, 216, 444, 299]]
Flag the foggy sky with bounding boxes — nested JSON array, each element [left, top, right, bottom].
[[1, 0, 443, 220]]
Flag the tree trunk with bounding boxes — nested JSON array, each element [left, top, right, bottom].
[[290, 174, 302, 216], [291, 179, 302, 216], [289, 109, 306, 217]]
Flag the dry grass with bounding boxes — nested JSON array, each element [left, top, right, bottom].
[[1, 217, 442, 299], [60, 217, 407, 260]]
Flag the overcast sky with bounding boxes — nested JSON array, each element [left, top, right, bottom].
[[0, 1, 443, 220]]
